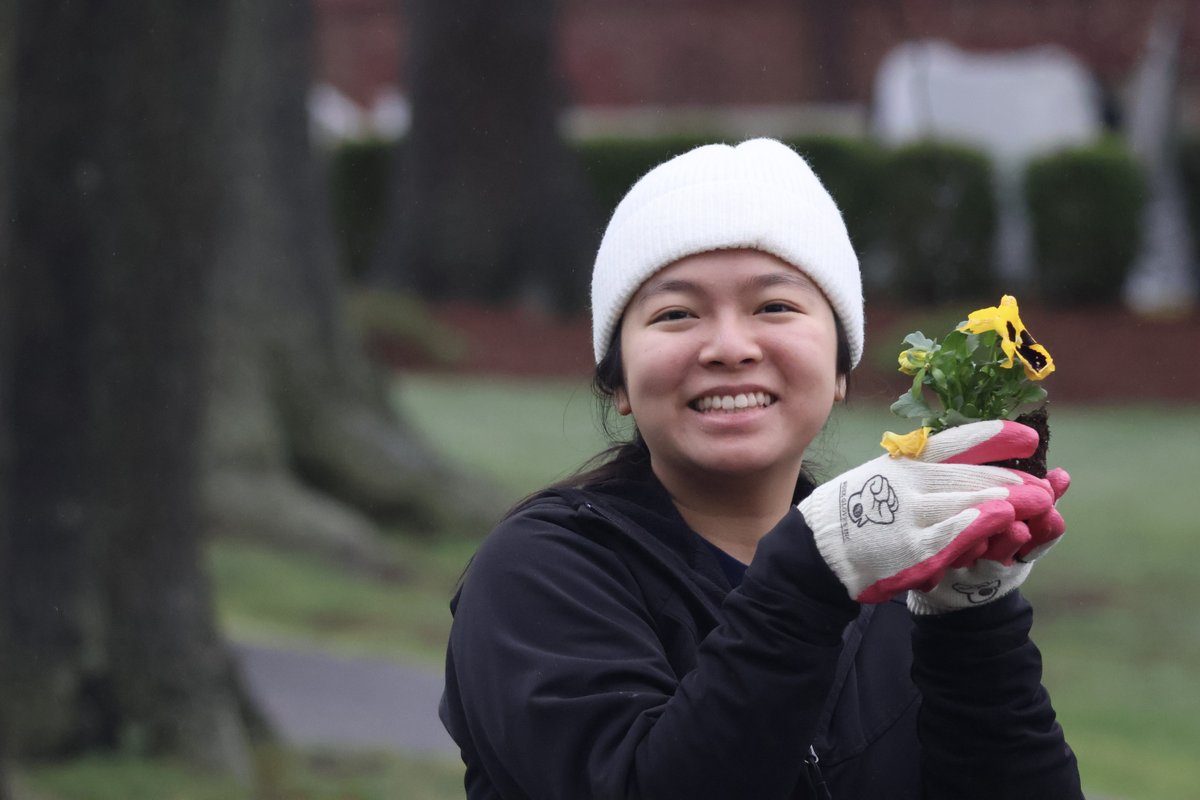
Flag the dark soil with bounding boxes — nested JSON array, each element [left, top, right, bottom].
[[988, 406, 1050, 478], [372, 302, 1200, 406]]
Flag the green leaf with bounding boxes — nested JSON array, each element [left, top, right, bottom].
[[902, 331, 937, 350], [940, 329, 969, 356], [891, 391, 934, 419], [910, 366, 928, 395], [943, 409, 982, 427], [1017, 384, 1048, 405]]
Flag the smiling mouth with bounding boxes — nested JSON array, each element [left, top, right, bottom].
[[690, 392, 777, 412]]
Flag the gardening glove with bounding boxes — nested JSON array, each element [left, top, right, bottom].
[[907, 467, 1071, 615], [797, 420, 1055, 605]]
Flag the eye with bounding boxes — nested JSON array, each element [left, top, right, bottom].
[[759, 301, 798, 314], [652, 308, 693, 323]]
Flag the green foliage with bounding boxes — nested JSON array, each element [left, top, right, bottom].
[[879, 141, 996, 305], [325, 135, 1169, 312], [1024, 139, 1145, 305], [574, 135, 718, 219], [889, 297, 1052, 432], [327, 138, 397, 280], [574, 134, 887, 252], [784, 135, 887, 257], [344, 288, 466, 366], [1180, 136, 1200, 265], [209, 535, 474, 665], [20, 747, 465, 800]]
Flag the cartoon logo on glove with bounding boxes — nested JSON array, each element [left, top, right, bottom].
[[952, 580, 1002, 604], [845, 475, 899, 527]]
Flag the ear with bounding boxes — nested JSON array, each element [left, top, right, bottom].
[[834, 374, 847, 402], [614, 386, 633, 416]]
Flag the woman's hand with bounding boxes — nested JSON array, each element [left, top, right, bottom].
[[907, 466, 1070, 615], [797, 421, 1056, 604]]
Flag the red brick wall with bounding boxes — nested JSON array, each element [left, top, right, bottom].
[[314, 0, 1200, 115]]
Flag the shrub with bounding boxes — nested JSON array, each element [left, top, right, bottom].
[[784, 135, 887, 257], [1024, 139, 1145, 305], [879, 141, 997, 304], [1180, 136, 1200, 266], [328, 138, 397, 280], [573, 135, 717, 219]]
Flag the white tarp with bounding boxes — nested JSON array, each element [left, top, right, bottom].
[[873, 40, 1102, 167], [872, 41, 1103, 284]]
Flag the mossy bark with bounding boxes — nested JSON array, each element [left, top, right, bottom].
[[205, 0, 504, 561], [3, 0, 251, 781]]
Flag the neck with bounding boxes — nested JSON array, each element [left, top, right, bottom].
[[653, 461, 801, 564]]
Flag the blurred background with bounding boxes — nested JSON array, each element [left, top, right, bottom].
[[2, 1, 1199, 798]]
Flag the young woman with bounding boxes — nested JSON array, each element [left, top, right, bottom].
[[440, 139, 1081, 799]]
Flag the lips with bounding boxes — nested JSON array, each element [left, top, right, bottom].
[[690, 391, 777, 412]]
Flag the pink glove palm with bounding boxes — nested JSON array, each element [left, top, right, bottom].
[[907, 467, 1070, 615], [798, 421, 1055, 604]]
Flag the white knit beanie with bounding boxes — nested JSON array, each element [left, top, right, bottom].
[[590, 138, 863, 368]]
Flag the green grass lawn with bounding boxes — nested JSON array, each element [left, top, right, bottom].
[[34, 376, 1196, 800], [389, 375, 1200, 799], [17, 747, 465, 800]]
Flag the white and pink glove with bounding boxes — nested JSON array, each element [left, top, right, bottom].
[[907, 466, 1070, 615], [798, 421, 1055, 604]]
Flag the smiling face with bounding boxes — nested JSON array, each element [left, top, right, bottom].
[[614, 249, 846, 490]]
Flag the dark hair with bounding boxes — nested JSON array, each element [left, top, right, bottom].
[[552, 314, 854, 492]]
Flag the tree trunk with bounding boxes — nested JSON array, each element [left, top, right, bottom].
[[207, 0, 502, 564], [3, 0, 252, 780], [3, 0, 111, 757], [0, 0, 15, 794], [370, 0, 598, 312]]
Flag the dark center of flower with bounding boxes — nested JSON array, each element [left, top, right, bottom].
[[1016, 329, 1048, 371]]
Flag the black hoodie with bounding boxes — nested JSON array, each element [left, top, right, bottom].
[[440, 464, 1082, 799]]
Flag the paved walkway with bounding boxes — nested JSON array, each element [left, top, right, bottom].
[[233, 642, 458, 757]]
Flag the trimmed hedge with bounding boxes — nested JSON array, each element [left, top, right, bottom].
[[574, 135, 718, 220], [880, 141, 996, 304], [1024, 139, 1145, 305], [328, 134, 1193, 307], [328, 138, 396, 280], [1182, 136, 1200, 265], [785, 135, 887, 257]]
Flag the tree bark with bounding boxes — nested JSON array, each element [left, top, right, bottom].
[[3, 0, 110, 757], [370, 0, 598, 312], [3, 0, 251, 780], [207, 0, 502, 563], [0, 0, 14, 794]]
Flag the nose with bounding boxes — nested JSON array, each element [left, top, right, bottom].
[[698, 313, 762, 367]]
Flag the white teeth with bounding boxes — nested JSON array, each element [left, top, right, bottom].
[[692, 392, 776, 412]]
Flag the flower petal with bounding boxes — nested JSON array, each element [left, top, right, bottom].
[[898, 348, 930, 375], [881, 427, 931, 458], [1020, 342, 1055, 380]]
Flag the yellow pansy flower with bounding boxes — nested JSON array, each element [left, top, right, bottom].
[[881, 427, 931, 458], [958, 295, 1056, 381], [897, 348, 930, 375]]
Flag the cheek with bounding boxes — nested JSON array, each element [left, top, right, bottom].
[[621, 352, 695, 429]]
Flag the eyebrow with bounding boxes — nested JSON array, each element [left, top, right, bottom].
[[634, 270, 820, 305]]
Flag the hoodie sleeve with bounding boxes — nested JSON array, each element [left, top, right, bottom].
[[442, 503, 859, 800], [911, 591, 1084, 799]]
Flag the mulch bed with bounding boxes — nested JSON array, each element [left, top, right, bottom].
[[373, 302, 1200, 405]]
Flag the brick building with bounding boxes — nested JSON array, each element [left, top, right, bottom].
[[313, 0, 1200, 138]]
